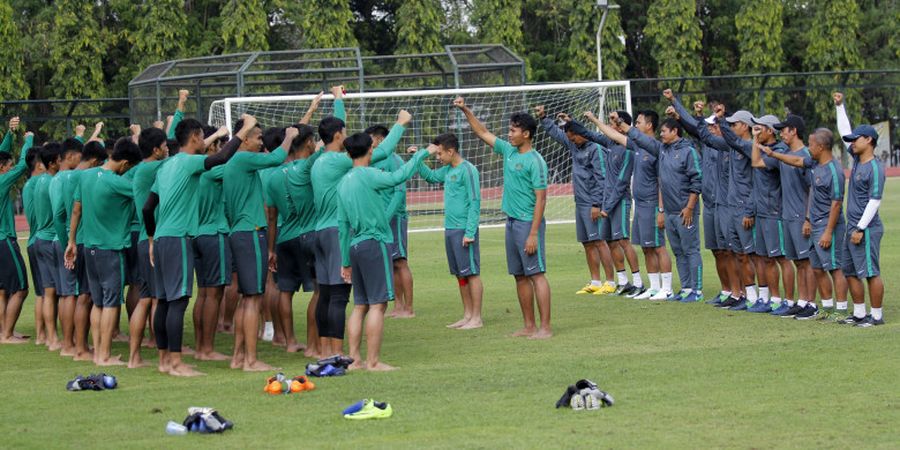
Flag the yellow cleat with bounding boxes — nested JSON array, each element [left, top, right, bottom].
[[593, 282, 617, 295], [576, 284, 603, 295]]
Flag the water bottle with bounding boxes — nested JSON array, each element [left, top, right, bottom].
[[165, 421, 187, 436]]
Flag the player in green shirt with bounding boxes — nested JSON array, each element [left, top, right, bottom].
[[22, 140, 47, 344], [0, 119, 32, 344], [338, 134, 436, 371], [33, 143, 64, 351], [453, 96, 552, 339], [417, 134, 484, 329], [64, 138, 142, 366]]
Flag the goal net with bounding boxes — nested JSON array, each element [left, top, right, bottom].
[[208, 81, 631, 231]]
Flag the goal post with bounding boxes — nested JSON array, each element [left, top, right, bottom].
[[208, 81, 632, 232]]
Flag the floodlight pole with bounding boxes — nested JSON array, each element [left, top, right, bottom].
[[595, 1, 620, 81]]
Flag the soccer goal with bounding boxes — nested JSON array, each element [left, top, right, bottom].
[[208, 81, 631, 231]]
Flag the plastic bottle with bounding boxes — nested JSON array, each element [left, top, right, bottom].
[[166, 421, 188, 435]]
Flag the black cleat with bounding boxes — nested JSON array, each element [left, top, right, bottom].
[[778, 304, 805, 318], [793, 305, 820, 320]]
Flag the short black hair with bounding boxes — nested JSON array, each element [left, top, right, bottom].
[[175, 118, 204, 147], [139, 128, 167, 159], [661, 118, 683, 137], [167, 139, 180, 156], [318, 116, 346, 145], [637, 110, 659, 131], [40, 142, 63, 167], [202, 125, 218, 139], [364, 125, 389, 139], [111, 137, 142, 165], [82, 141, 107, 163], [61, 137, 84, 156], [344, 132, 372, 159], [290, 124, 316, 153], [262, 127, 285, 152], [0, 151, 11, 168], [615, 110, 633, 126], [432, 133, 459, 152], [509, 112, 537, 140], [25, 148, 41, 175]]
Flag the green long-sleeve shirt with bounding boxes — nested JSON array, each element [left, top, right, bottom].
[[223, 147, 287, 232], [418, 159, 481, 239], [0, 134, 33, 239]]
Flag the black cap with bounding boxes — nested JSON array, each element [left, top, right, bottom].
[[773, 114, 805, 134]]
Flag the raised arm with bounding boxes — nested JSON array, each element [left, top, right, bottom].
[[167, 90, 189, 140], [625, 127, 662, 157], [417, 158, 449, 184], [2, 132, 33, 183], [203, 126, 229, 149], [369, 146, 435, 190], [0, 116, 18, 152], [299, 91, 325, 125], [833, 92, 852, 151], [203, 114, 260, 170], [453, 97, 496, 148], [332, 85, 346, 123], [758, 144, 808, 168], [583, 111, 629, 148], [535, 107, 576, 153], [371, 110, 412, 164]]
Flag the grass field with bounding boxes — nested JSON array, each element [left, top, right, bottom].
[[2, 190, 900, 449]]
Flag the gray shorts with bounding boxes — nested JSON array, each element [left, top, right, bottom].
[[229, 230, 267, 296], [388, 216, 409, 260], [783, 219, 811, 261], [123, 230, 140, 285], [0, 237, 27, 293], [276, 232, 316, 293], [350, 239, 394, 305], [444, 229, 480, 277], [194, 233, 232, 288], [575, 205, 601, 243], [726, 208, 755, 254], [755, 217, 784, 258], [137, 239, 156, 299], [54, 240, 83, 296], [505, 217, 546, 277], [84, 247, 125, 308], [34, 238, 59, 291], [153, 236, 195, 301], [811, 224, 845, 271], [842, 225, 881, 278], [27, 244, 42, 295], [631, 204, 664, 248], [314, 227, 346, 286], [606, 198, 631, 241], [703, 206, 723, 251]]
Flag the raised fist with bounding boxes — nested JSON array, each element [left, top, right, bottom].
[[833, 92, 843, 106], [662, 89, 674, 100], [533, 105, 545, 118], [452, 97, 465, 109], [397, 109, 412, 126]]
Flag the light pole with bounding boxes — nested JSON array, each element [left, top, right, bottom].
[[595, 0, 620, 81]]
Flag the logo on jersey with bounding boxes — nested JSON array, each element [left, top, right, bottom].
[[450, 175, 458, 182], [515, 163, 523, 171]]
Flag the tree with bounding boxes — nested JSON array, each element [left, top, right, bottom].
[[643, 0, 703, 96], [292, 1, 358, 49], [472, 0, 525, 54], [567, 1, 626, 81], [394, 0, 443, 85], [221, 0, 270, 53], [735, 0, 785, 114], [0, 0, 29, 101]]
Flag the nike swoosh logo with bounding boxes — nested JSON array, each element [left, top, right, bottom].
[[526, 266, 537, 271]]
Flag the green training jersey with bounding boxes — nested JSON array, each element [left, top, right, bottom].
[[265, 162, 304, 244], [196, 164, 228, 236], [168, 110, 183, 140], [494, 139, 548, 221], [132, 160, 165, 241], [152, 152, 208, 238], [418, 159, 481, 238], [372, 153, 408, 220], [337, 149, 430, 266], [49, 169, 74, 247], [122, 165, 141, 232], [31, 173, 58, 241], [285, 149, 324, 235], [74, 167, 135, 250], [0, 134, 32, 239], [22, 176, 39, 246], [223, 148, 286, 232], [311, 124, 406, 231]]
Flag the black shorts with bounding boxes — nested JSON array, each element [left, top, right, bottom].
[[26, 243, 42, 295], [388, 216, 408, 260], [194, 233, 232, 288], [123, 230, 140, 285], [136, 239, 156, 299], [0, 237, 28, 293], [229, 230, 267, 296], [34, 238, 59, 291], [84, 247, 125, 308], [350, 239, 394, 305], [54, 240, 84, 297], [314, 227, 346, 286], [153, 236, 195, 302], [275, 232, 316, 293]]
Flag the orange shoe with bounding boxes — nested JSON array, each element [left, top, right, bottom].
[[291, 375, 315, 392]]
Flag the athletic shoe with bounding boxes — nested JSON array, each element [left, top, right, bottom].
[[649, 290, 673, 301], [747, 300, 772, 313], [344, 399, 393, 420], [665, 290, 684, 301], [855, 315, 885, 328], [680, 291, 701, 303], [570, 394, 586, 411], [828, 310, 849, 323], [839, 314, 867, 325], [576, 284, 603, 295], [794, 305, 820, 320], [778, 304, 804, 318], [634, 289, 656, 300], [769, 302, 792, 315], [705, 293, 727, 305], [595, 282, 617, 295], [622, 285, 643, 297], [615, 283, 634, 296], [728, 299, 751, 311], [717, 296, 742, 309]]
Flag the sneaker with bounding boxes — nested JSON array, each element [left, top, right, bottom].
[[680, 291, 701, 303], [778, 304, 804, 318], [729, 299, 752, 311], [576, 284, 603, 295], [769, 302, 792, 315], [634, 289, 656, 300], [717, 296, 742, 308], [625, 286, 647, 298], [828, 309, 850, 323], [649, 290, 673, 301], [839, 314, 867, 325], [746, 299, 770, 313], [594, 282, 617, 295], [665, 290, 685, 301], [344, 399, 393, 420], [706, 293, 727, 305], [794, 305, 820, 320], [855, 315, 885, 328], [615, 283, 634, 296]]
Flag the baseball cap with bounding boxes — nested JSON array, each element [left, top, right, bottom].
[[774, 114, 805, 132], [751, 114, 781, 130], [841, 125, 878, 143], [704, 114, 717, 125], [725, 110, 754, 126]]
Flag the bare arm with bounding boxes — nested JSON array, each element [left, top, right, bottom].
[[299, 91, 325, 125], [583, 112, 628, 147], [266, 206, 278, 272], [453, 97, 496, 147]]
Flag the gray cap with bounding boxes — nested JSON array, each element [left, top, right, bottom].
[[725, 110, 754, 126], [704, 114, 717, 125], [752, 114, 781, 130]]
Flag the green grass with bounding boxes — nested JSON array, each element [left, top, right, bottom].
[[3, 190, 900, 449]]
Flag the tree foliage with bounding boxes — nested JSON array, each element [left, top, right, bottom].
[[735, 0, 785, 114], [221, 0, 270, 53], [0, 0, 28, 101], [292, 0, 358, 49], [644, 0, 703, 94], [567, 1, 626, 81], [472, 0, 525, 54]]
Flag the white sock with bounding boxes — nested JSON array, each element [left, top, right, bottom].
[[722, 290, 732, 297], [786, 299, 795, 307], [591, 279, 602, 287], [798, 299, 808, 308], [649, 273, 661, 291], [771, 296, 782, 305], [759, 286, 770, 301], [616, 271, 627, 286], [872, 307, 883, 321], [632, 271, 643, 288], [746, 285, 758, 302], [683, 288, 693, 295], [661, 272, 673, 292], [821, 298, 834, 309], [836, 301, 848, 311], [853, 303, 866, 319]]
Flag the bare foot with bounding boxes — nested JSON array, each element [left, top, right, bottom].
[[141, 340, 155, 349], [35, 336, 46, 346], [169, 364, 205, 377], [0, 336, 29, 344], [195, 351, 230, 361], [48, 341, 62, 351], [112, 333, 129, 343], [73, 350, 94, 361], [243, 360, 276, 372], [60, 347, 76, 357], [272, 339, 286, 348], [158, 363, 172, 374], [127, 358, 151, 369], [386, 309, 399, 318], [181, 346, 195, 356], [13, 332, 30, 339], [303, 348, 320, 358], [285, 343, 305, 353], [230, 355, 245, 370], [348, 361, 366, 371], [528, 329, 553, 340], [97, 355, 126, 366], [367, 362, 397, 371], [510, 328, 536, 338], [393, 311, 416, 319], [458, 319, 483, 330], [446, 318, 468, 328]]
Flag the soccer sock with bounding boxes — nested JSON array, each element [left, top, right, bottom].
[[872, 307, 883, 321], [853, 303, 866, 319], [166, 298, 189, 353], [798, 300, 808, 308], [661, 272, 673, 292], [154, 300, 169, 350], [649, 273, 661, 291], [759, 286, 770, 301], [721, 290, 732, 297], [616, 271, 627, 286], [786, 299, 795, 307], [771, 296, 782, 305], [821, 298, 834, 309], [836, 301, 848, 311], [631, 271, 643, 288], [746, 285, 758, 302], [591, 280, 602, 287]]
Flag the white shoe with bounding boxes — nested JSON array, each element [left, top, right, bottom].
[[649, 290, 672, 301], [634, 289, 656, 300], [262, 322, 275, 342]]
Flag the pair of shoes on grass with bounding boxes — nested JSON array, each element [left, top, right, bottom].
[[264, 373, 316, 394]]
